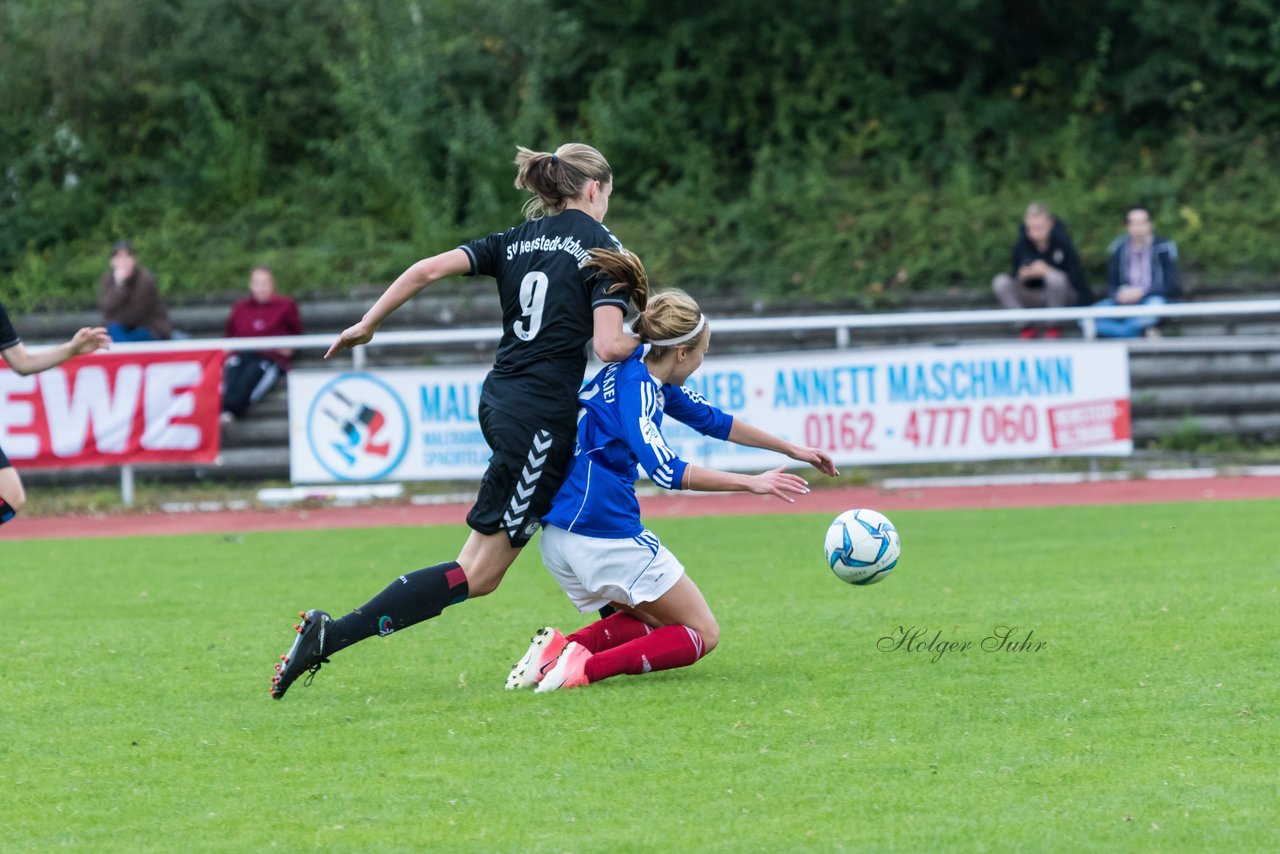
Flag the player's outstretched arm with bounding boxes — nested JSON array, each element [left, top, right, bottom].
[[1, 326, 111, 376], [682, 464, 811, 503], [325, 249, 472, 359], [726, 419, 839, 477]]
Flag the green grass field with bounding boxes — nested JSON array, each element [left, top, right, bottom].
[[3, 500, 1277, 852]]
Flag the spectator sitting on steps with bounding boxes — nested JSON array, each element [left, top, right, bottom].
[[1088, 205, 1179, 339], [98, 240, 173, 342], [221, 265, 303, 423], [991, 202, 1091, 340]]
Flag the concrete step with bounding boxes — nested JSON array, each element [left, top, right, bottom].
[[12, 286, 506, 340], [233, 391, 289, 419], [1129, 349, 1280, 385], [19, 283, 1278, 341], [1131, 383, 1280, 415], [1134, 412, 1280, 442], [213, 446, 291, 478], [18, 446, 291, 485], [220, 413, 290, 448]]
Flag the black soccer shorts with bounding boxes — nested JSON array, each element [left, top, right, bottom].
[[466, 401, 574, 548]]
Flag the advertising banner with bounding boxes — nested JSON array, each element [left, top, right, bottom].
[[666, 342, 1132, 468], [288, 342, 1130, 483], [0, 350, 225, 469], [289, 368, 490, 483]]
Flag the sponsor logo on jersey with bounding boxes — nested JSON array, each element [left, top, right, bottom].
[[639, 417, 664, 448], [504, 234, 593, 265]]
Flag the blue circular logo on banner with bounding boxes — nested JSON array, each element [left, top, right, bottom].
[[306, 373, 410, 481]]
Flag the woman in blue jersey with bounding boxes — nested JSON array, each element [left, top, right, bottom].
[[507, 250, 839, 692], [270, 144, 645, 699]]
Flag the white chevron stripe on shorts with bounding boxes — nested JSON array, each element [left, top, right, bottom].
[[503, 429, 553, 536]]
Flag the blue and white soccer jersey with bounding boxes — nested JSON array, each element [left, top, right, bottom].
[[541, 525, 685, 613], [539, 348, 734, 609], [542, 348, 733, 538]]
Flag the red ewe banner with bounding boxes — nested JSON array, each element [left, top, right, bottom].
[[0, 351, 224, 469]]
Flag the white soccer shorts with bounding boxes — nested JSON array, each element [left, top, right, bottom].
[[539, 524, 686, 614]]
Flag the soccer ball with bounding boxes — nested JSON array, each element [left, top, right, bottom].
[[824, 508, 900, 585]]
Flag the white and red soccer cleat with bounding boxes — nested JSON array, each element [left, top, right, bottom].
[[534, 641, 592, 693], [505, 627, 568, 690]]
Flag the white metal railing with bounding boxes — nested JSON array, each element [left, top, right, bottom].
[[88, 297, 1280, 363], [24, 297, 1280, 505]]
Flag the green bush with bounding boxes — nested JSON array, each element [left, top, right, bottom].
[[4, 0, 1280, 311]]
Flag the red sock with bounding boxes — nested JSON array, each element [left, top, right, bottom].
[[566, 611, 651, 653], [583, 625, 707, 683]]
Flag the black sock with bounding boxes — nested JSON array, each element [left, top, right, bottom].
[[0, 499, 15, 525], [326, 561, 468, 656]]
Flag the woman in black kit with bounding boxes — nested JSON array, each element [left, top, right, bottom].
[[270, 143, 646, 699], [0, 302, 111, 525]]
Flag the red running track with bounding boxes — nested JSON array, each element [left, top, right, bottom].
[[5, 475, 1280, 541]]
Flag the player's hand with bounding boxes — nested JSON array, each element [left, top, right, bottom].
[[70, 326, 111, 355], [1021, 260, 1051, 279], [789, 446, 839, 478], [325, 320, 376, 359], [747, 466, 811, 504], [1116, 286, 1143, 305]]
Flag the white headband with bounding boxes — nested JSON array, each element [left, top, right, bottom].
[[650, 315, 706, 347]]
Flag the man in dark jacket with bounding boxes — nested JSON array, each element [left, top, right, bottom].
[[991, 202, 1091, 339], [1091, 206, 1179, 339], [98, 240, 172, 341]]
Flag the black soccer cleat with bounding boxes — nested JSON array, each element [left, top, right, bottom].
[[270, 609, 332, 700]]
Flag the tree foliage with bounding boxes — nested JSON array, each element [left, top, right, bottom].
[[3, 0, 1279, 310]]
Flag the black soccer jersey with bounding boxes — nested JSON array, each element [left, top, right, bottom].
[[460, 209, 630, 433], [0, 302, 21, 352]]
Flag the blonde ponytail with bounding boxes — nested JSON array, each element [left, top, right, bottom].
[[514, 143, 612, 219], [584, 248, 704, 354], [584, 248, 649, 313]]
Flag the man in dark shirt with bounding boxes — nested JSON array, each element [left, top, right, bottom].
[[991, 203, 1091, 339], [97, 240, 172, 341]]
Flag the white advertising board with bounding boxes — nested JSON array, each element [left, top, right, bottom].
[[289, 342, 1131, 483]]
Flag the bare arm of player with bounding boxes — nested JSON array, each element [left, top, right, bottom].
[[682, 464, 811, 503], [726, 419, 840, 478], [591, 304, 638, 363], [0, 327, 111, 376], [325, 249, 473, 359]]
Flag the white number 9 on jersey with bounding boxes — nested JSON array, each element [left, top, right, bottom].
[[513, 271, 548, 341]]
